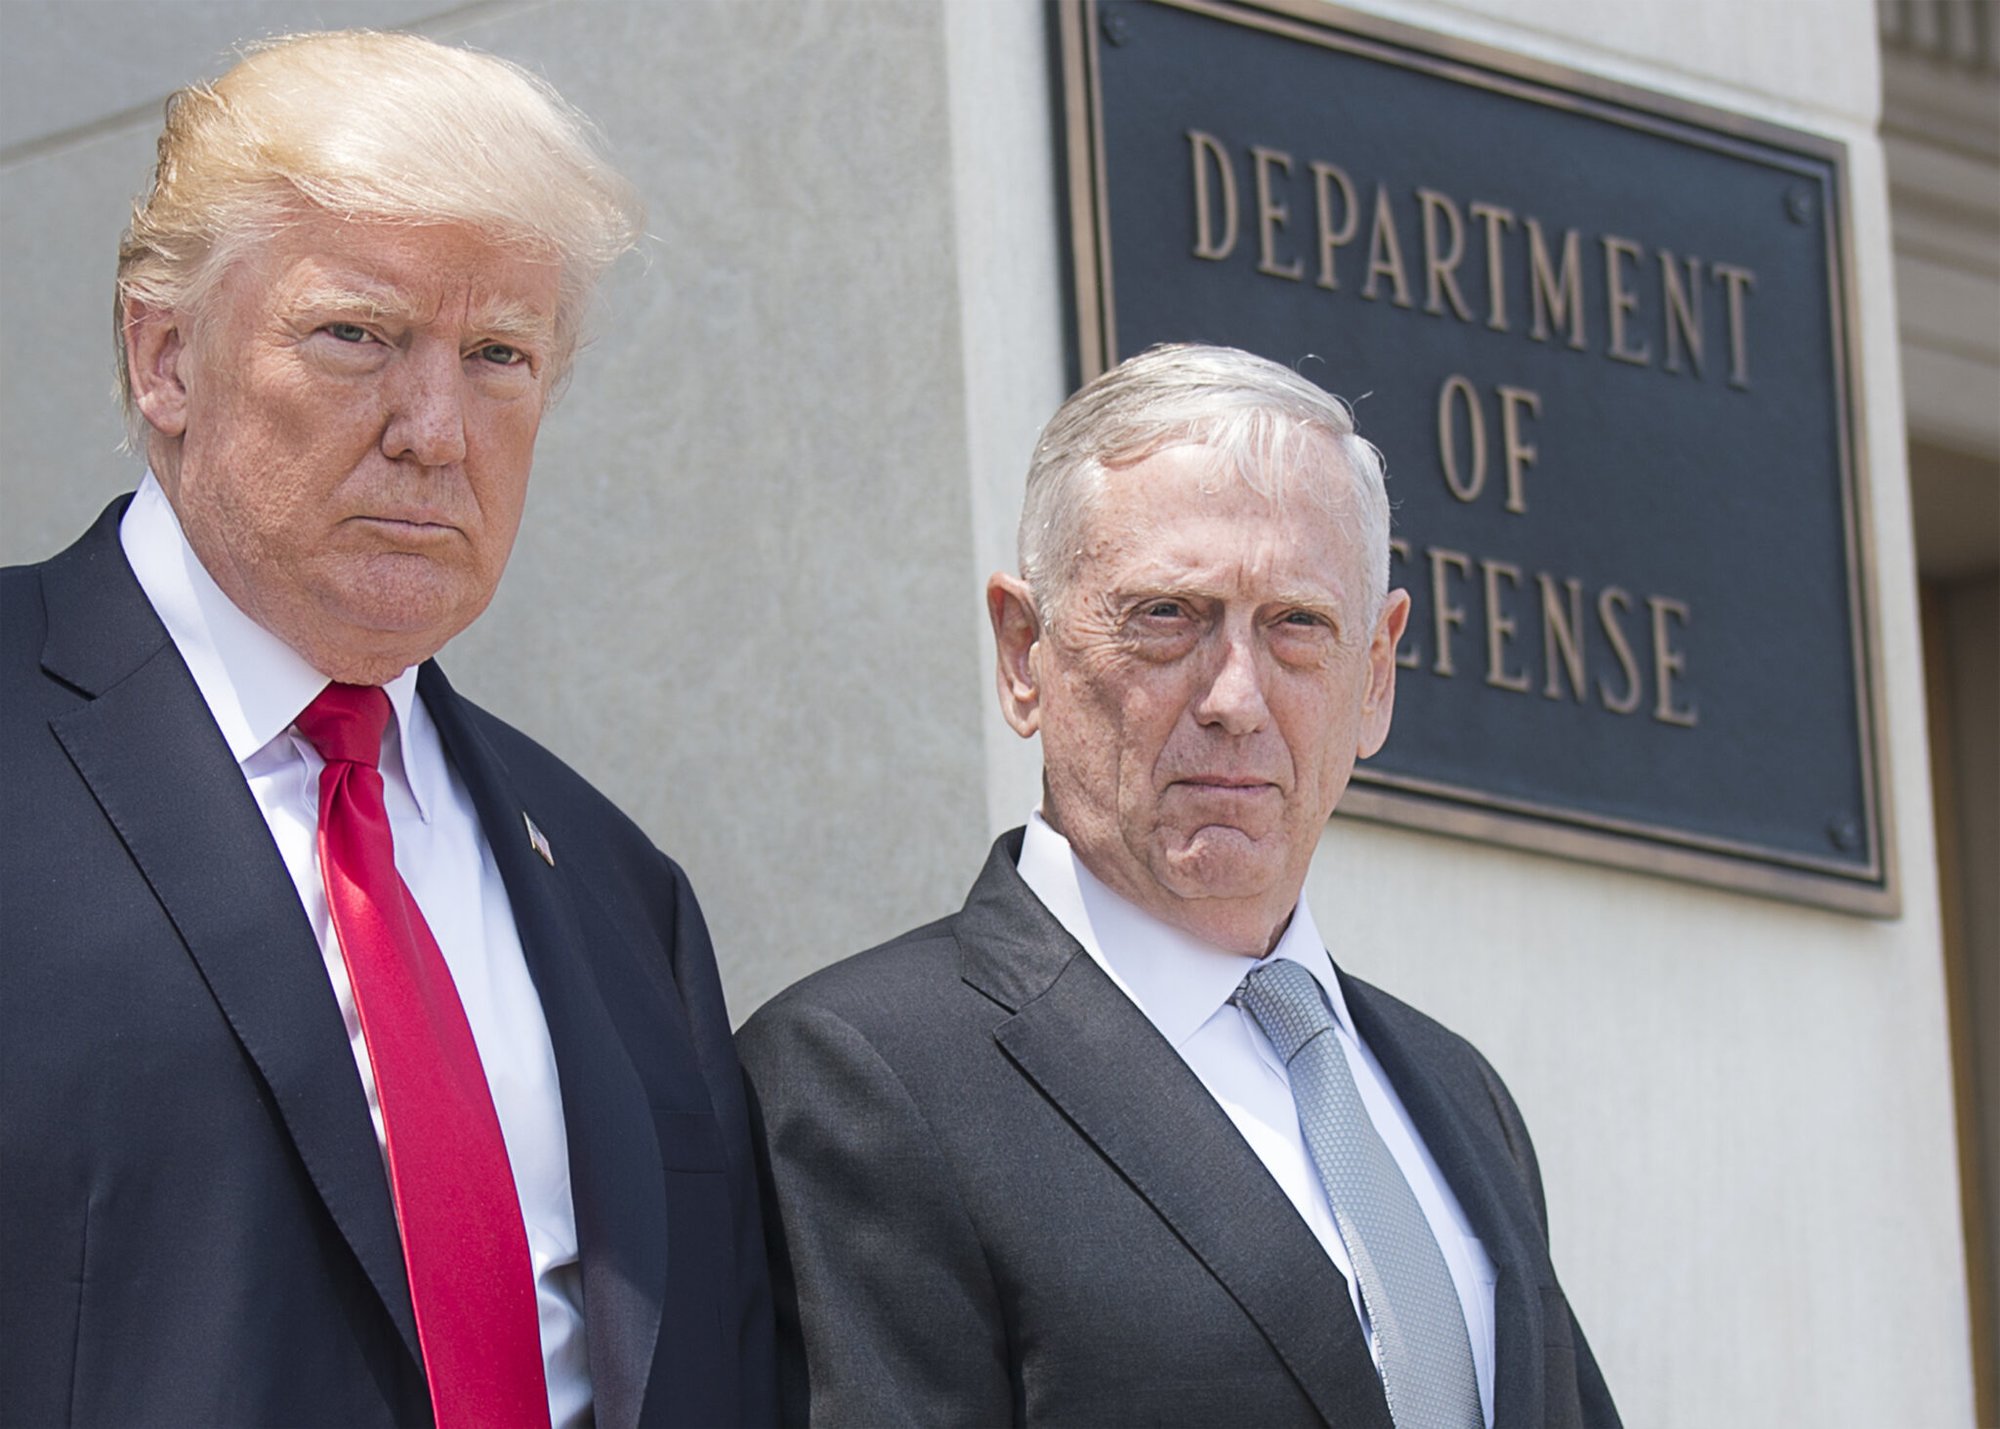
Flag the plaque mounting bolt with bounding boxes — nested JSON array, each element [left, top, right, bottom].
[[1826, 814, 1860, 852], [1101, 10, 1131, 45], [1785, 187, 1816, 225]]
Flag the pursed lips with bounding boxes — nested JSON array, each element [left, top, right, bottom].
[[350, 511, 462, 536], [1169, 775, 1279, 793]]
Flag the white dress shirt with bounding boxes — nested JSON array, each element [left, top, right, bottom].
[[1017, 811, 1498, 1428], [121, 475, 591, 1429]]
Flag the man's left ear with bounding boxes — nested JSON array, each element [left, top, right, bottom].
[[124, 298, 191, 439], [1357, 588, 1411, 759]]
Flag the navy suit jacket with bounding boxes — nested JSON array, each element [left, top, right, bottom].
[[1, 500, 776, 1427], [738, 832, 1619, 1428]]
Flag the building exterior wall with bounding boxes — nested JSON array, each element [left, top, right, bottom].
[[0, 1, 1976, 1424]]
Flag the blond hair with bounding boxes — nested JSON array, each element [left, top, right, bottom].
[[115, 29, 643, 437], [1020, 344, 1392, 627]]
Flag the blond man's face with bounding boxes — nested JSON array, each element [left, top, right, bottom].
[[129, 211, 563, 684]]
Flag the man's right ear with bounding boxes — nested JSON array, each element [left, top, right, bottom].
[[986, 572, 1044, 740], [124, 299, 190, 439]]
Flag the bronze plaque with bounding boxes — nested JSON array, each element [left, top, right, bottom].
[[1056, 0, 1892, 913]]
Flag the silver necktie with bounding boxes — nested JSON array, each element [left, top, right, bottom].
[[1235, 959, 1482, 1429]]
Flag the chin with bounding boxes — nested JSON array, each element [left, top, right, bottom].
[[293, 605, 467, 686], [1157, 844, 1284, 903], [333, 578, 485, 642]]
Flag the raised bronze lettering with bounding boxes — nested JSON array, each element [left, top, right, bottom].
[[1660, 250, 1705, 376], [1470, 201, 1515, 332], [1648, 595, 1698, 726], [1527, 218, 1586, 350], [1714, 262, 1755, 389], [1436, 375, 1486, 504], [1481, 559, 1531, 692], [1539, 573, 1586, 701], [1363, 185, 1413, 308], [1188, 130, 1238, 262], [1597, 586, 1643, 715], [1418, 188, 1472, 321], [1428, 546, 1472, 678], [1252, 146, 1304, 281], [1311, 161, 1358, 291], [1603, 234, 1651, 366], [1390, 538, 1419, 669], [1497, 386, 1540, 515]]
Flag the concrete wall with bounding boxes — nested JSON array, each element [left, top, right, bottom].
[[0, 1, 1973, 1424]]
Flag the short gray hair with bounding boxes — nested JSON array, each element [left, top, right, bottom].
[[115, 29, 644, 442], [1018, 343, 1391, 626]]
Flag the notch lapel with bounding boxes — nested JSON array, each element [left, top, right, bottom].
[[418, 666, 666, 1429], [37, 507, 419, 1365], [959, 839, 1393, 1429]]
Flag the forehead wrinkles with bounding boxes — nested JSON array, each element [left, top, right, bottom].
[[1092, 464, 1347, 578]]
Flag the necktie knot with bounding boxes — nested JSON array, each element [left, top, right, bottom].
[[1235, 957, 1336, 1064], [295, 683, 391, 769]]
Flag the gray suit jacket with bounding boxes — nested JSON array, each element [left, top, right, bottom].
[[737, 830, 1618, 1428]]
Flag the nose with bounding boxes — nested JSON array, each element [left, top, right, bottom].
[[1193, 630, 1270, 735], [381, 343, 468, 468]]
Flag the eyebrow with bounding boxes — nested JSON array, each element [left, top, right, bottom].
[[286, 280, 557, 347]]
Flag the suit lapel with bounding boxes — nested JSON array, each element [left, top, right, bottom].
[[1341, 975, 1551, 1429], [418, 666, 666, 1429], [37, 503, 419, 1364], [959, 837, 1392, 1429]]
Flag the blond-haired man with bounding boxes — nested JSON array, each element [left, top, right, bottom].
[[1, 33, 772, 1427]]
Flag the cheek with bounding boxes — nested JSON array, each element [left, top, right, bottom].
[[1300, 705, 1362, 803], [1115, 687, 1198, 798], [476, 493, 530, 580], [181, 429, 299, 542], [473, 407, 543, 504]]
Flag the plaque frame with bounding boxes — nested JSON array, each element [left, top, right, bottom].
[[1054, 0, 1896, 915]]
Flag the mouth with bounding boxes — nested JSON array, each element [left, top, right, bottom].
[[1171, 776, 1279, 793], [350, 513, 462, 539]]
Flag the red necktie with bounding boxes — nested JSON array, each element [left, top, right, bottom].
[[296, 684, 550, 1429]]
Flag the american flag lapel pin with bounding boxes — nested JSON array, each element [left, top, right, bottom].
[[523, 811, 555, 867]]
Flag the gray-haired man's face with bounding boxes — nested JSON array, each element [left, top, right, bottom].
[[992, 442, 1410, 957]]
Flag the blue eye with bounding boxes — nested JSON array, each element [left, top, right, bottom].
[[477, 343, 527, 367], [325, 322, 370, 343]]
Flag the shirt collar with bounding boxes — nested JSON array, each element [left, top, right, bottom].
[[1017, 810, 1352, 1047], [119, 472, 432, 821]]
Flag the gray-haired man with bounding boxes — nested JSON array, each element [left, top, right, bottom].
[[740, 343, 1617, 1428]]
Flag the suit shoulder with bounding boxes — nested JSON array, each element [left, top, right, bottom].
[[1, 555, 49, 587], [739, 915, 963, 1043], [0, 562, 48, 664]]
